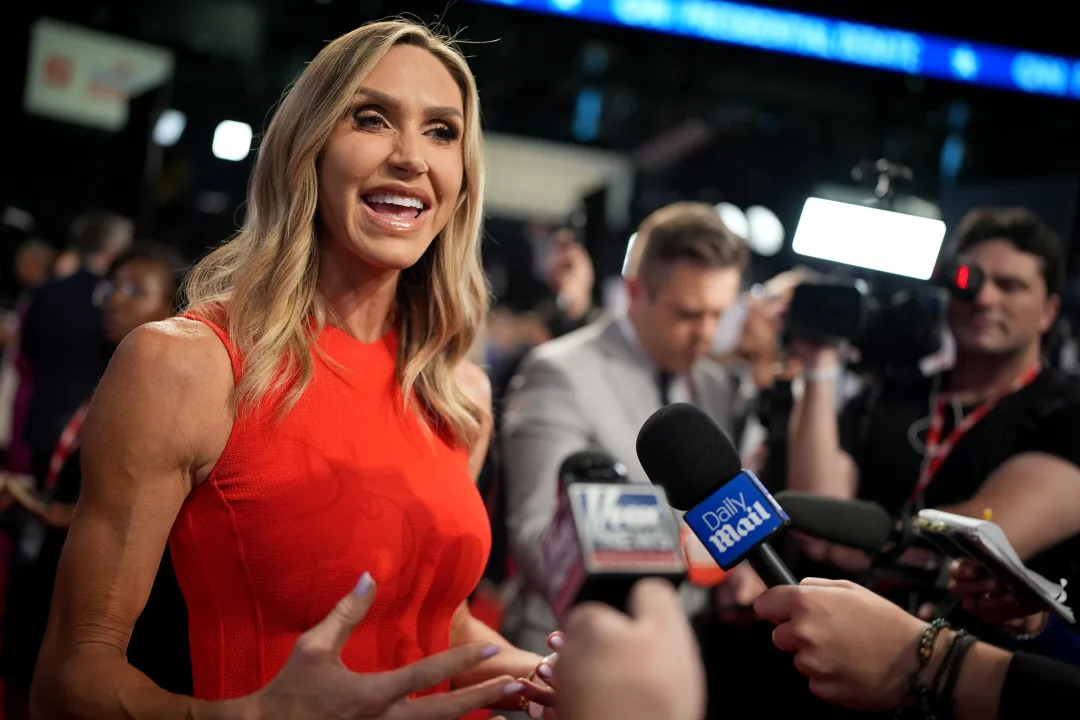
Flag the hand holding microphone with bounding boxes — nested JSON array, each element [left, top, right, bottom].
[[773, 490, 909, 574], [540, 449, 686, 620], [636, 403, 798, 586], [753, 578, 934, 712], [556, 579, 705, 720]]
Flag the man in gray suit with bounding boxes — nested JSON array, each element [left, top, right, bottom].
[[501, 202, 748, 655]]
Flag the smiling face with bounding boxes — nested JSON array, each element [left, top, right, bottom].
[[316, 43, 465, 274]]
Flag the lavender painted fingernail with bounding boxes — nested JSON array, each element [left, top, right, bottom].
[[354, 572, 374, 596], [549, 634, 564, 649], [537, 663, 553, 679], [501, 681, 525, 696], [481, 644, 501, 659]]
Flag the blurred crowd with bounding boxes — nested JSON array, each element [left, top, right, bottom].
[[0, 212, 190, 719]]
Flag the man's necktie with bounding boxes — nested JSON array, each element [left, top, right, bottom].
[[657, 370, 674, 406]]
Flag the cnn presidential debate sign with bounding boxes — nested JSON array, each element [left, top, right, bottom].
[[472, 0, 1080, 102]]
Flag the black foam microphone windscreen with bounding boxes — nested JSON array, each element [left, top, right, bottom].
[[773, 491, 895, 552], [636, 403, 742, 511]]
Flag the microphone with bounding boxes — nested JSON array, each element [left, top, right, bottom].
[[772, 491, 897, 553], [636, 403, 798, 586], [771, 491, 943, 597], [540, 448, 686, 620], [773, 491, 919, 565], [558, 448, 629, 488]]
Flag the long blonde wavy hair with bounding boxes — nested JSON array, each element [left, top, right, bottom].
[[183, 20, 489, 446]]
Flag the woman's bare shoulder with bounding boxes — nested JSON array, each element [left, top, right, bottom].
[[110, 317, 233, 386], [88, 317, 236, 486]]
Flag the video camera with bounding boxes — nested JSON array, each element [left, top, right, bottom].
[[783, 196, 983, 376], [786, 261, 983, 373]]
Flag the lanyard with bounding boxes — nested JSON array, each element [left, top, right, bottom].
[[43, 398, 92, 493], [908, 365, 1040, 505]]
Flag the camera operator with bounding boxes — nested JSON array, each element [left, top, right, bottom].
[[787, 208, 1080, 620]]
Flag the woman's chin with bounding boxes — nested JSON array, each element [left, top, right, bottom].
[[321, 233, 437, 279], [355, 242, 433, 273], [370, 250, 429, 272]]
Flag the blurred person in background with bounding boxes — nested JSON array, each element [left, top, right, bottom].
[[0, 242, 191, 720], [3, 238, 55, 311], [490, 225, 600, 405], [20, 211, 132, 484], [533, 226, 600, 340], [51, 248, 82, 279], [483, 306, 549, 373], [501, 202, 746, 677], [482, 226, 599, 593], [0, 238, 56, 474], [711, 267, 812, 476], [699, 268, 815, 625], [787, 207, 1080, 633], [34, 20, 556, 720]]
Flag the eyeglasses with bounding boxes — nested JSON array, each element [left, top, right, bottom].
[[93, 280, 153, 307]]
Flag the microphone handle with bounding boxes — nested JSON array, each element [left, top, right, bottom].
[[748, 542, 798, 586]]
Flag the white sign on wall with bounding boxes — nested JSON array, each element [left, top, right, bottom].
[[24, 18, 174, 132], [483, 132, 633, 225]]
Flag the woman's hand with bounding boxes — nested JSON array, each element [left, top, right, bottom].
[[513, 632, 561, 718], [0, 473, 75, 528], [251, 573, 525, 719], [482, 633, 560, 718]]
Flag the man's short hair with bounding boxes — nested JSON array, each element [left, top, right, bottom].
[[69, 211, 134, 257], [629, 202, 748, 294], [949, 207, 1064, 296]]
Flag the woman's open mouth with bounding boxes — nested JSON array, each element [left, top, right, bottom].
[[362, 193, 427, 219]]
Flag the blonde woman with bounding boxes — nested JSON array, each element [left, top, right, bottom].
[[33, 20, 557, 720]]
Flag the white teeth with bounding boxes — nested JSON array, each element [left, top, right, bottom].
[[364, 193, 425, 210]]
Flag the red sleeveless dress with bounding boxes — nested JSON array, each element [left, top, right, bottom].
[[168, 314, 491, 700]]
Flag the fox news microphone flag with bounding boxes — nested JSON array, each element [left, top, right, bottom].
[[541, 449, 686, 619]]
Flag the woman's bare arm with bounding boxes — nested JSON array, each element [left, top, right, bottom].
[[31, 319, 243, 720]]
